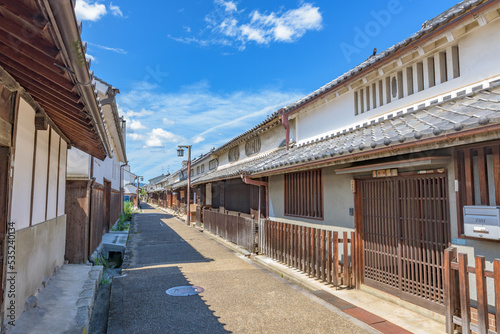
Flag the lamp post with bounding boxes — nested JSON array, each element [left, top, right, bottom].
[[135, 175, 143, 208], [177, 145, 192, 226]]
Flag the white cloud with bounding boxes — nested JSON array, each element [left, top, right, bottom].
[[109, 3, 123, 17], [170, 2, 322, 50], [183, 26, 192, 33], [192, 135, 205, 144], [128, 133, 144, 141], [85, 54, 95, 62], [129, 120, 146, 130], [216, 0, 237, 13], [145, 128, 184, 147], [163, 118, 175, 125], [88, 42, 127, 55], [75, 0, 107, 21]]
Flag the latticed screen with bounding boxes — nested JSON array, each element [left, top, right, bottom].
[[284, 169, 323, 219]]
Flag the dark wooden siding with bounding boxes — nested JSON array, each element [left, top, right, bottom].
[[111, 189, 121, 225], [65, 180, 90, 263], [90, 184, 106, 256]]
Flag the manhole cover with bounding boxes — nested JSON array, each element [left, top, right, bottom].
[[165, 286, 204, 296]]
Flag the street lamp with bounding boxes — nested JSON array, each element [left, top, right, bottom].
[[135, 175, 143, 208], [177, 145, 192, 226]]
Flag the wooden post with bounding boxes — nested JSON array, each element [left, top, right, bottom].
[[321, 229, 325, 281], [458, 252, 471, 334], [343, 231, 349, 287], [475, 256, 489, 334], [351, 231, 356, 288], [494, 259, 500, 333], [333, 232, 339, 287], [444, 247, 457, 334], [327, 231, 332, 284]]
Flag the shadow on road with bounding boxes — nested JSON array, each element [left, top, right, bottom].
[[108, 203, 229, 333]]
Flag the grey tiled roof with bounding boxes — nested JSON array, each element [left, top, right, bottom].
[[192, 151, 284, 185], [245, 83, 500, 174], [282, 0, 487, 114]]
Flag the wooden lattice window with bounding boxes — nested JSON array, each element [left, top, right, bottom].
[[228, 146, 239, 162], [245, 137, 261, 156], [201, 164, 205, 173], [455, 141, 500, 235], [196, 166, 200, 174], [209, 159, 218, 170], [284, 169, 323, 219]]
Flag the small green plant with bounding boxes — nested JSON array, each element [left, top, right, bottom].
[[94, 256, 108, 267], [101, 276, 111, 285]]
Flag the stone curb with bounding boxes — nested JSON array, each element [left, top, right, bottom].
[[80, 265, 103, 333]]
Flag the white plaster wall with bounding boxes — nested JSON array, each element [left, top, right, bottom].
[[46, 129, 59, 221], [57, 141, 67, 216], [66, 147, 90, 178], [32, 127, 49, 225], [92, 154, 121, 190], [10, 99, 35, 230], [268, 167, 355, 232], [296, 18, 500, 143]]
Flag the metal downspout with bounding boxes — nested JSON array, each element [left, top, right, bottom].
[[241, 173, 269, 218]]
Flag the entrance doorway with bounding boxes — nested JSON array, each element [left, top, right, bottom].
[[357, 173, 450, 313]]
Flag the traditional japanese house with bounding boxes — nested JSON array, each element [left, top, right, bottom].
[[65, 77, 127, 263], [176, 0, 500, 330], [236, 0, 500, 328], [0, 0, 116, 323]]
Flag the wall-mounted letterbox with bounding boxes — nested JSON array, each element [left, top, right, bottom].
[[463, 206, 500, 240]]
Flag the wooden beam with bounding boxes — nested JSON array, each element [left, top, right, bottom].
[[0, 0, 48, 30], [0, 49, 76, 93], [0, 34, 67, 79], [34, 113, 48, 130], [0, 11, 58, 58], [0, 118, 11, 146]]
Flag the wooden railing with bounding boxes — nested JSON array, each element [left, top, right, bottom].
[[203, 208, 257, 253], [444, 247, 500, 334], [258, 220, 357, 289]]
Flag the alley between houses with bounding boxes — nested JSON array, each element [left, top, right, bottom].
[[106, 203, 373, 334]]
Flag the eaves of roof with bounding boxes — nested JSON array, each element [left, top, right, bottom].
[[246, 81, 500, 177], [281, 0, 495, 116]]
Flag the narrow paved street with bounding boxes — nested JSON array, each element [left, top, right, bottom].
[[107, 204, 372, 333]]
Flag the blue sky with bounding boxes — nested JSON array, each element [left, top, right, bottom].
[[77, 0, 459, 181]]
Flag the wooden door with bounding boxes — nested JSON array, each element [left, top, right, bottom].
[[358, 173, 450, 313], [104, 180, 111, 229]]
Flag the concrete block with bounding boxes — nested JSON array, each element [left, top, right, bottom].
[[24, 295, 37, 311]]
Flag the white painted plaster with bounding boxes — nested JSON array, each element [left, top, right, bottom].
[[32, 127, 49, 225], [11, 99, 35, 230], [46, 129, 59, 221], [57, 141, 67, 216]]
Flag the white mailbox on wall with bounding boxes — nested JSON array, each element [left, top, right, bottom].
[[463, 206, 500, 240]]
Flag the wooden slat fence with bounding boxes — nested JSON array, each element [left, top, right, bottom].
[[203, 208, 257, 252], [258, 219, 357, 288], [196, 205, 202, 227], [444, 247, 500, 334]]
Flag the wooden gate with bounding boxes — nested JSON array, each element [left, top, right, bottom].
[[358, 173, 450, 313]]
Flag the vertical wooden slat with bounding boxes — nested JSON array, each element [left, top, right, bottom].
[[494, 259, 500, 333], [351, 231, 356, 288], [477, 148, 489, 205], [327, 231, 332, 284], [458, 253, 471, 334], [343, 231, 349, 286], [475, 256, 489, 334], [444, 247, 457, 334], [333, 232, 338, 286], [492, 146, 500, 206], [463, 149, 474, 205]]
